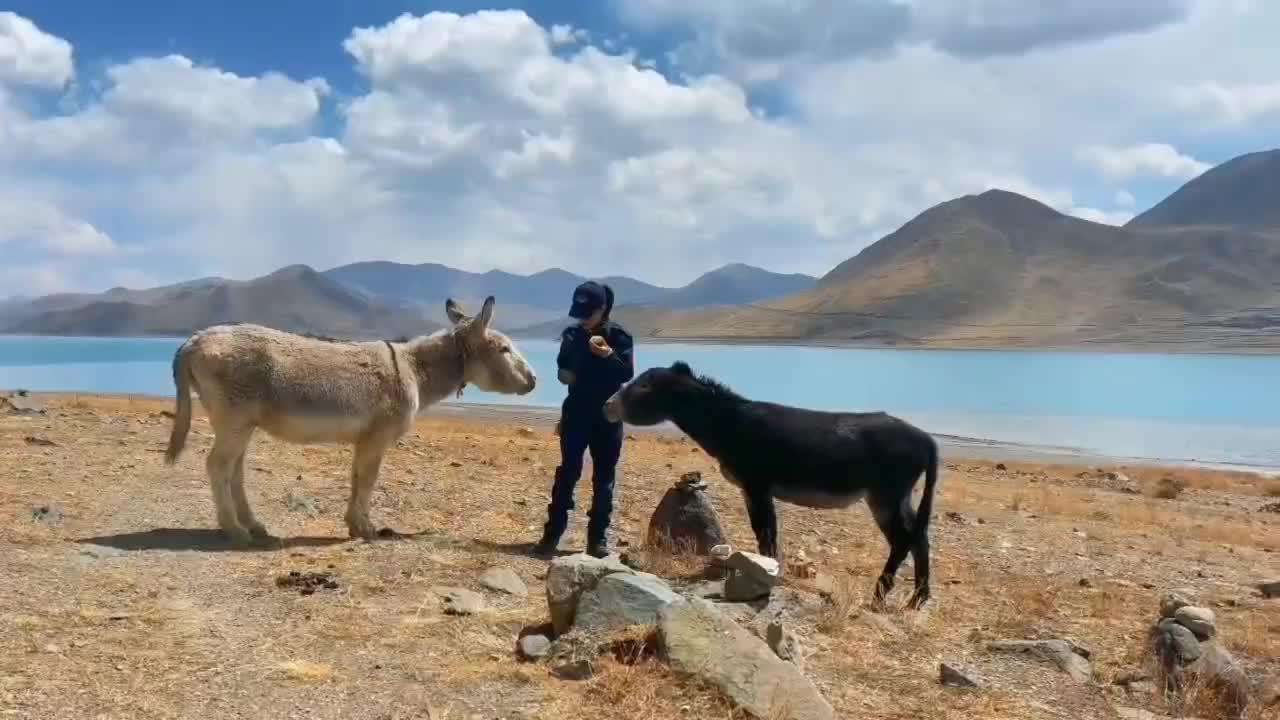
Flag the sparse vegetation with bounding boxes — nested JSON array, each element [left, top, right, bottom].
[[2, 393, 1277, 720]]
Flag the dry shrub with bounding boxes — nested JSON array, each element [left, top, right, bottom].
[[1154, 476, 1187, 500]]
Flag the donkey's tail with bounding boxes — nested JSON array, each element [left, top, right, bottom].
[[913, 435, 940, 541], [164, 339, 196, 465]]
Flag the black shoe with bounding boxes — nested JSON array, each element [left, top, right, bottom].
[[532, 528, 561, 559], [586, 539, 611, 559]]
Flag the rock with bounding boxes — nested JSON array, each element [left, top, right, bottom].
[[987, 639, 1092, 683], [1173, 606, 1216, 639], [479, 566, 528, 597], [1186, 642, 1253, 717], [940, 663, 981, 688], [1152, 618, 1203, 666], [724, 551, 780, 601], [517, 634, 551, 661], [1160, 591, 1194, 619], [284, 492, 321, 514], [646, 472, 727, 555], [658, 599, 834, 720], [788, 550, 817, 579], [1257, 580, 1280, 599], [432, 587, 484, 616], [813, 574, 835, 598], [1, 393, 45, 415], [545, 553, 636, 634], [574, 572, 686, 632], [754, 620, 806, 673]]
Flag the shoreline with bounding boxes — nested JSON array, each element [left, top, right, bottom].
[[6, 330, 1280, 357], [12, 389, 1279, 476]]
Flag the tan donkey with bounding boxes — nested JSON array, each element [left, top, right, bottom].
[[163, 296, 537, 546]]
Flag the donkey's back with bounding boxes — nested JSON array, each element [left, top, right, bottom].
[[174, 323, 418, 445]]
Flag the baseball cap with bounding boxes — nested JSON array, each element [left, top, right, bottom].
[[568, 280, 607, 319]]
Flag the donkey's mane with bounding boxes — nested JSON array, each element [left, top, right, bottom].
[[673, 361, 745, 403]]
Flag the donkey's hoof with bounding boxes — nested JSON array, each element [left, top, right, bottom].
[[224, 527, 256, 548], [247, 522, 271, 539], [346, 520, 379, 541]]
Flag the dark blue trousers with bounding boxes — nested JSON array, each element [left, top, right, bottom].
[[545, 419, 623, 546]]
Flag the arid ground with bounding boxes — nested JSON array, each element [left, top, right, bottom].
[[2, 393, 1278, 720]]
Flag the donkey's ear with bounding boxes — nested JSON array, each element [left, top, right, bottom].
[[474, 295, 496, 330], [445, 299, 468, 325], [670, 361, 693, 376]]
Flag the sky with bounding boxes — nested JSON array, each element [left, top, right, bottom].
[[1, 1, 1277, 296]]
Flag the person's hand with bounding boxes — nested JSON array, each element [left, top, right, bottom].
[[589, 335, 612, 357]]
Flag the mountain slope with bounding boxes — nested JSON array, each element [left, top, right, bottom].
[[619, 189, 1280, 348], [647, 263, 817, 308], [1127, 148, 1280, 229], [4, 265, 440, 339]]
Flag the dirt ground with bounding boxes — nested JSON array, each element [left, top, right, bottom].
[[2, 393, 1278, 720]]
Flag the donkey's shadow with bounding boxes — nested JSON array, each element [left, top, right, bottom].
[[75, 528, 351, 554]]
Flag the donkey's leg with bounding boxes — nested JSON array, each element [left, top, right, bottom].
[[345, 435, 389, 540], [206, 426, 255, 547], [742, 488, 779, 558], [906, 510, 932, 610], [868, 493, 914, 609], [227, 430, 268, 538]]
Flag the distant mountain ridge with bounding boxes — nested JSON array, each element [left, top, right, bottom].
[[1126, 149, 1280, 230]]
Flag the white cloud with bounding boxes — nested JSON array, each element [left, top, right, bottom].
[[1072, 207, 1136, 226], [1076, 143, 1211, 182], [0, 4, 1276, 296], [0, 11, 73, 88], [1114, 189, 1137, 208], [1172, 81, 1280, 125]]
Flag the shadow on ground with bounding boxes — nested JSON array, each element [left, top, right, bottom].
[[469, 538, 574, 560], [75, 528, 350, 553]]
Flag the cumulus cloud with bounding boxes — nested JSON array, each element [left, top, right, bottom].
[[1076, 142, 1210, 182], [0, 11, 73, 87], [0, 4, 1275, 295]]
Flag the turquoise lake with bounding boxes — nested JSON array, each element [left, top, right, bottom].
[[2, 334, 1279, 471]]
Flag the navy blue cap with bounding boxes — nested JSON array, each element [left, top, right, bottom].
[[568, 280, 607, 319]]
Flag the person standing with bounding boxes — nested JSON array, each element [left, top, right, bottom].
[[534, 280, 634, 558]]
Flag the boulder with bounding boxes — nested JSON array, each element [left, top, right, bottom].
[[1152, 618, 1203, 666], [1173, 606, 1216, 640], [574, 572, 686, 632], [545, 553, 636, 634], [646, 471, 727, 555], [658, 599, 834, 720], [517, 634, 551, 661]]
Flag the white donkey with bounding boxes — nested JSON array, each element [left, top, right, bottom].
[[163, 296, 536, 546]]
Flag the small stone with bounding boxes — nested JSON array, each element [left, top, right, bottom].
[[517, 634, 551, 660], [41, 643, 61, 654], [789, 550, 817, 579], [79, 544, 125, 560], [479, 566, 528, 597], [1173, 606, 1216, 639], [1159, 591, 1193, 619], [762, 621, 806, 673], [723, 551, 780, 601], [284, 492, 321, 514], [940, 663, 981, 688], [433, 587, 484, 616], [31, 505, 63, 524]]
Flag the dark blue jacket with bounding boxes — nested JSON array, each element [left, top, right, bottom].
[[557, 320, 634, 426]]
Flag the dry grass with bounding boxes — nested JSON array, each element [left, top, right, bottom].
[[1, 393, 1278, 720]]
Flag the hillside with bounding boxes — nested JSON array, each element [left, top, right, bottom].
[[619, 189, 1280, 349], [2, 265, 440, 339], [1127, 148, 1280, 230], [323, 261, 816, 330]]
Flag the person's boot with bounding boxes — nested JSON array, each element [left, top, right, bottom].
[[585, 535, 611, 559], [533, 508, 567, 559]]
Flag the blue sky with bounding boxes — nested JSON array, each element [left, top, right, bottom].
[[1, 1, 1277, 296]]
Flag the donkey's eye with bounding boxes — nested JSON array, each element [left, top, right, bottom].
[[499, 346, 511, 354]]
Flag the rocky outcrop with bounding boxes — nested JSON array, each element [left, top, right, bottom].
[[646, 471, 727, 555]]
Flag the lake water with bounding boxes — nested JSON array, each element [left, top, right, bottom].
[[2, 334, 1279, 471]]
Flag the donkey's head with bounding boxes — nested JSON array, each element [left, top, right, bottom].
[[604, 361, 698, 425], [445, 296, 537, 395]]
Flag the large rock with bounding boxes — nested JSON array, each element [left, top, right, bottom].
[[1152, 618, 1203, 666], [1173, 606, 1216, 640], [987, 639, 1093, 683], [574, 572, 686, 632], [658, 599, 834, 720], [646, 471, 727, 555], [545, 553, 636, 634]]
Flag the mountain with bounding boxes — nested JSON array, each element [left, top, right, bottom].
[[617, 187, 1280, 349], [322, 261, 816, 330], [1127, 148, 1280, 230], [2, 265, 441, 339]]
